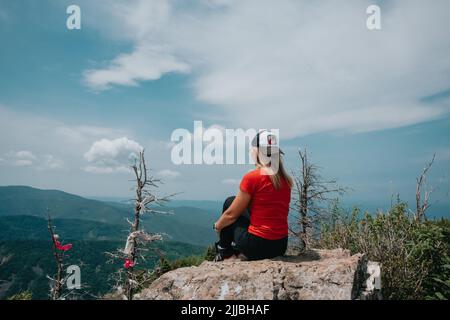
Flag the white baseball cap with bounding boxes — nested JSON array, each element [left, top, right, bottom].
[[251, 130, 283, 156]]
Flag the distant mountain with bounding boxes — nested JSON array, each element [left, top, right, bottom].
[[0, 186, 219, 246], [0, 186, 127, 223], [158, 200, 223, 213], [0, 186, 221, 300], [339, 199, 450, 220], [0, 215, 126, 241], [88, 197, 223, 213]]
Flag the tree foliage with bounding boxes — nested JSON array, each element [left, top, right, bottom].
[[7, 291, 32, 300], [316, 201, 450, 299]]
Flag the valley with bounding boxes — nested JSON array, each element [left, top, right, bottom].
[[0, 186, 218, 299]]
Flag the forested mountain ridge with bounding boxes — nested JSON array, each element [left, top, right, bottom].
[[0, 186, 218, 246], [0, 239, 205, 300], [0, 186, 215, 299]]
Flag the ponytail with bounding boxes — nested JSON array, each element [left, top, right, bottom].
[[269, 157, 293, 190], [256, 152, 293, 190]]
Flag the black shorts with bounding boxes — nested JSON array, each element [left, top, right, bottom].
[[236, 231, 288, 261]]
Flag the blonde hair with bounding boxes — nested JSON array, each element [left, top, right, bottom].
[[253, 148, 293, 190]]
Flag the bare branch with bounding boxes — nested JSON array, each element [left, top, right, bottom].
[[291, 148, 347, 251], [46, 211, 64, 300], [106, 150, 174, 300], [415, 154, 435, 222]]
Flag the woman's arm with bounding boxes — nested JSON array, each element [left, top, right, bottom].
[[215, 190, 251, 232]]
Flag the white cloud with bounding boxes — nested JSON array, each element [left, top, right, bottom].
[[83, 137, 144, 174], [3, 150, 64, 170], [0, 105, 125, 151], [8, 150, 36, 167], [84, 45, 190, 90], [221, 178, 239, 185], [14, 150, 36, 160], [0, 105, 131, 174], [82, 0, 450, 138], [157, 169, 180, 179], [42, 155, 64, 170]]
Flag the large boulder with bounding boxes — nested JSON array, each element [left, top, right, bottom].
[[136, 249, 381, 300]]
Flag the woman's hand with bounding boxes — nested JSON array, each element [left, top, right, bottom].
[[215, 190, 251, 231]]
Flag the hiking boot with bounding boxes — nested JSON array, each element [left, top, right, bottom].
[[214, 242, 234, 262], [231, 241, 241, 256]]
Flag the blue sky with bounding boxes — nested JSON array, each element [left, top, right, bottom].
[[0, 0, 450, 216]]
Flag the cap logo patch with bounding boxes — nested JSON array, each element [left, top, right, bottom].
[[267, 135, 276, 146]]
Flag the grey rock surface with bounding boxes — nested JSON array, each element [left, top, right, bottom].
[[136, 249, 380, 300]]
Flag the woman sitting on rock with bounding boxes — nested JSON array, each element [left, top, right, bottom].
[[213, 130, 292, 261]]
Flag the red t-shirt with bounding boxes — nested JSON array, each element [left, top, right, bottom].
[[239, 168, 291, 240]]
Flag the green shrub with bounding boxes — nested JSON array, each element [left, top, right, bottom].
[[315, 202, 450, 300], [145, 248, 212, 289], [204, 245, 216, 261], [169, 255, 204, 269], [7, 291, 32, 300]]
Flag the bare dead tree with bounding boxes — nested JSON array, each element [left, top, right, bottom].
[[47, 213, 63, 300], [415, 154, 436, 222], [46, 212, 73, 300], [107, 150, 174, 300], [291, 148, 346, 251]]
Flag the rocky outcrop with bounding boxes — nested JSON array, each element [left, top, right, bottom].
[[136, 249, 381, 300]]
